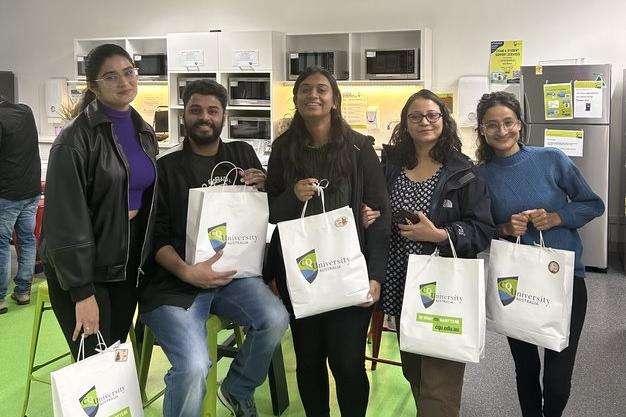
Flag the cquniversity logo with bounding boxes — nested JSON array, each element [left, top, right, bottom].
[[497, 276, 518, 306], [79, 386, 99, 417], [207, 223, 227, 252], [420, 282, 437, 309], [297, 249, 318, 283]]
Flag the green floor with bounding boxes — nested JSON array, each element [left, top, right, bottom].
[[1, 276, 416, 417]]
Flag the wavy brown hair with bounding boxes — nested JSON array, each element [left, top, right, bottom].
[[387, 89, 461, 168], [281, 66, 352, 189], [475, 91, 526, 164]]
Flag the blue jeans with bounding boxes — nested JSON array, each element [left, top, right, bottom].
[[141, 277, 289, 417], [0, 196, 39, 299]]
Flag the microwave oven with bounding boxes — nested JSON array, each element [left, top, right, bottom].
[[288, 51, 349, 81], [229, 116, 271, 140], [134, 54, 167, 77], [365, 48, 419, 80], [228, 77, 271, 106], [76, 57, 86, 78], [178, 76, 216, 105]]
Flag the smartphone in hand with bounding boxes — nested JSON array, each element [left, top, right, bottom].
[[394, 209, 420, 225]]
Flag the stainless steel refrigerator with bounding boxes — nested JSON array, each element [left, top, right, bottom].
[[521, 64, 610, 271]]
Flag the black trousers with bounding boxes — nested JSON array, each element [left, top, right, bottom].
[[508, 277, 588, 417], [290, 306, 373, 417], [46, 218, 142, 359]]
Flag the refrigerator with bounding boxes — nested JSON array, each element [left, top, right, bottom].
[[520, 64, 610, 271]]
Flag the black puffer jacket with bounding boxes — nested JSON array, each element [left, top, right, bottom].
[[42, 100, 158, 301], [382, 146, 494, 258]]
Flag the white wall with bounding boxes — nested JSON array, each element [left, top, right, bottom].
[[2, 0, 625, 243]]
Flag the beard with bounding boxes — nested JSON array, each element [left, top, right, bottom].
[[186, 117, 224, 146]]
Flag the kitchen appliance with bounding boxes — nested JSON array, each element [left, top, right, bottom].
[[178, 76, 216, 105], [134, 53, 167, 77], [0, 71, 16, 103], [76, 56, 86, 78], [228, 116, 271, 140], [228, 76, 271, 106], [153, 106, 169, 141], [521, 64, 611, 270], [287, 51, 348, 80], [365, 48, 419, 80]]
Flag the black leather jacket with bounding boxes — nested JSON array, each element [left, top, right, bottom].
[[42, 100, 158, 301]]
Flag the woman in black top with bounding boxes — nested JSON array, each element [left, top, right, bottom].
[[265, 66, 390, 417], [363, 90, 494, 417], [43, 44, 158, 358]]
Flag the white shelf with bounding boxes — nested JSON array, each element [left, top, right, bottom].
[[280, 79, 426, 86], [170, 105, 184, 109], [67, 79, 168, 85], [226, 105, 271, 111]]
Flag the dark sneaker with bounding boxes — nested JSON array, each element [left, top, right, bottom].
[[217, 386, 258, 417], [11, 292, 30, 305], [0, 299, 7, 314]]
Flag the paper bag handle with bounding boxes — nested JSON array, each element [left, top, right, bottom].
[[208, 161, 239, 186], [77, 331, 108, 362]]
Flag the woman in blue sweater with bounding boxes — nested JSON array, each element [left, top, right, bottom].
[[474, 91, 604, 417]]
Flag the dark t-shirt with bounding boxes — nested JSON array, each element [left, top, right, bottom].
[[0, 101, 41, 200]]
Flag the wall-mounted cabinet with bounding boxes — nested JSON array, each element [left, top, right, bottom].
[[74, 37, 167, 80], [284, 29, 432, 87], [167, 32, 219, 72]]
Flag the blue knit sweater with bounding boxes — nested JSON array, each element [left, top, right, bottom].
[[476, 144, 605, 278]]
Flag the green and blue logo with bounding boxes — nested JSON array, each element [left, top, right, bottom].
[[497, 276, 518, 306], [420, 282, 437, 309], [297, 249, 318, 283], [207, 223, 227, 252], [79, 386, 99, 417]]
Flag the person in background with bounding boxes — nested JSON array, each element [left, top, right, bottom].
[[362, 89, 494, 417], [265, 66, 391, 417], [0, 95, 41, 314], [139, 79, 288, 417], [474, 91, 604, 417], [42, 43, 158, 358]]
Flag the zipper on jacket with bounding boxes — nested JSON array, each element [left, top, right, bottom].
[[109, 125, 131, 282], [136, 132, 158, 287]]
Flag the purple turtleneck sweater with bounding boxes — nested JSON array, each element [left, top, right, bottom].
[[101, 102, 155, 211]]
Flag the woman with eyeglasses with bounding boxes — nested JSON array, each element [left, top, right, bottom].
[[43, 43, 158, 358], [474, 91, 604, 417], [362, 89, 494, 417]]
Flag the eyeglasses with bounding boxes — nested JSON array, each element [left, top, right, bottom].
[[94, 67, 139, 86], [407, 111, 442, 124], [480, 119, 520, 134]]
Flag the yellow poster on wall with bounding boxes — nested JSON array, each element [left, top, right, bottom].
[[489, 40, 523, 84]]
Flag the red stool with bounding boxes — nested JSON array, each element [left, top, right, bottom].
[[365, 303, 402, 370]]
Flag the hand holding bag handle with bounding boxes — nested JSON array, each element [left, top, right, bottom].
[[207, 160, 239, 187], [299, 179, 330, 233], [76, 331, 108, 361]]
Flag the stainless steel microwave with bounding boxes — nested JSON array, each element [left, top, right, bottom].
[[178, 76, 216, 105], [288, 51, 349, 81], [229, 116, 271, 140], [134, 54, 167, 77], [76, 57, 86, 78], [228, 77, 271, 106], [365, 48, 419, 80]]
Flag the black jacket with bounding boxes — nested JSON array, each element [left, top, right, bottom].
[[42, 100, 158, 301], [382, 146, 494, 258], [0, 100, 41, 200], [139, 139, 264, 313], [266, 129, 391, 282]]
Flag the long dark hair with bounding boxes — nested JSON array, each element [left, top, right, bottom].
[[475, 91, 526, 164], [76, 44, 134, 114], [281, 66, 352, 189], [387, 89, 461, 169]]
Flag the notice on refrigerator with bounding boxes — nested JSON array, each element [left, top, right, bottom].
[[489, 40, 523, 84], [573, 80, 603, 118], [544, 129, 584, 157], [543, 83, 573, 120]]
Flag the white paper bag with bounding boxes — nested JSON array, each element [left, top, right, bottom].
[[400, 239, 485, 363], [485, 234, 574, 351], [185, 162, 269, 278], [51, 335, 143, 417], [277, 189, 371, 318]]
